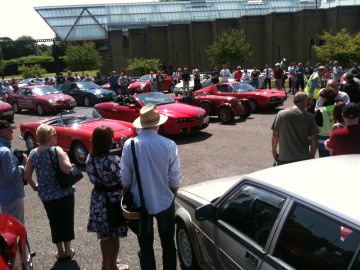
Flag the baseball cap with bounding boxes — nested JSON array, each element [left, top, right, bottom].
[[0, 120, 16, 130], [342, 102, 360, 119]]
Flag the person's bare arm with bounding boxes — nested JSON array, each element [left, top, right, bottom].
[[24, 159, 37, 191], [271, 131, 280, 161], [57, 147, 72, 174], [310, 134, 318, 158]]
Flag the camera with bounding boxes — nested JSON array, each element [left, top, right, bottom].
[[13, 149, 28, 164]]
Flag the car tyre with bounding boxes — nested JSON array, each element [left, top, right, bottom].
[[248, 100, 259, 113], [241, 104, 252, 118], [199, 102, 212, 115], [218, 107, 234, 123], [71, 141, 88, 166], [13, 102, 22, 113], [25, 133, 36, 151], [84, 97, 92, 107], [25, 240, 34, 270], [176, 221, 200, 270], [36, 104, 44, 116]]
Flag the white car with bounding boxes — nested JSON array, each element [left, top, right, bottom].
[[174, 74, 210, 96], [175, 155, 360, 270]]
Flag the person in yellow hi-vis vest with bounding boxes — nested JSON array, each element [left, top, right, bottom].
[[305, 66, 327, 113], [314, 88, 337, 157]]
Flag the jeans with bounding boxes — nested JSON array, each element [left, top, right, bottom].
[[183, 81, 190, 96], [251, 80, 259, 89], [137, 202, 176, 270]]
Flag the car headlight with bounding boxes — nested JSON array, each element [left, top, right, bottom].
[[70, 99, 76, 104], [48, 100, 57, 105], [96, 94, 104, 98]]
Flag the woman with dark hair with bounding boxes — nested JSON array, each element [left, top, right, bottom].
[[332, 101, 346, 131], [85, 126, 128, 270]]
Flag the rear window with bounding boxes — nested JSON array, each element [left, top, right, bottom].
[[274, 204, 360, 270]]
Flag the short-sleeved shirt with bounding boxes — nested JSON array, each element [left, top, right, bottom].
[[271, 107, 319, 161], [326, 124, 360, 155]]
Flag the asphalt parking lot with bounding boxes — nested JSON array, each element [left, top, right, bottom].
[[10, 94, 293, 269]]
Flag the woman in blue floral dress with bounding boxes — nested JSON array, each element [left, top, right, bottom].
[[86, 126, 128, 270]]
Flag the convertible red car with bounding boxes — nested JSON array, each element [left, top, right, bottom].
[[20, 109, 137, 165], [194, 82, 286, 112], [0, 100, 14, 122], [173, 93, 251, 123], [127, 74, 174, 94], [95, 92, 210, 135], [12, 85, 76, 116]]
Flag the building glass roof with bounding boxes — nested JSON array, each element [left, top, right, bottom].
[[35, 0, 359, 42]]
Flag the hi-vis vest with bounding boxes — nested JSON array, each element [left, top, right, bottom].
[[305, 72, 323, 99], [317, 104, 335, 150]]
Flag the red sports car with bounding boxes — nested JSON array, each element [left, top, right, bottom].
[[20, 109, 137, 165], [126, 74, 174, 94], [95, 92, 210, 135], [0, 100, 14, 122], [12, 85, 76, 116], [173, 93, 251, 123], [194, 82, 286, 112]]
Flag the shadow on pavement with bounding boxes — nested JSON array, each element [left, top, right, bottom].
[[50, 260, 80, 270]]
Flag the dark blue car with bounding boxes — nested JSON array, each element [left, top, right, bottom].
[[58, 81, 116, 107]]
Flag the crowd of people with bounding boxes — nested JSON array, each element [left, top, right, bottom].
[[271, 60, 360, 165]]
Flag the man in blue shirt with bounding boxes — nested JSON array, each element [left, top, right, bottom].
[[121, 105, 181, 270], [0, 120, 27, 224]]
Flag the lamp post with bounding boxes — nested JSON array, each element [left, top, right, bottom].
[[315, 0, 318, 45]]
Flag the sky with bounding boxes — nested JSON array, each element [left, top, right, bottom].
[[1, 0, 153, 41]]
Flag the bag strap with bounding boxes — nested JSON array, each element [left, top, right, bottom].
[[48, 146, 60, 171], [131, 139, 146, 210]]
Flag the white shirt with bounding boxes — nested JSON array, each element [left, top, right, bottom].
[[263, 68, 274, 79], [220, 69, 231, 82], [242, 72, 251, 83], [120, 130, 181, 214], [315, 90, 350, 109]]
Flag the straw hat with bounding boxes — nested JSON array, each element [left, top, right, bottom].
[[133, 104, 168, 129]]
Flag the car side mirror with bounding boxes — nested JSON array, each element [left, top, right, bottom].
[[195, 204, 217, 221]]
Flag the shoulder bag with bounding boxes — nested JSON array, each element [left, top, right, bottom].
[[121, 139, 150, 236], [91, 158, 125, 228], [49, 146, 83, 189]]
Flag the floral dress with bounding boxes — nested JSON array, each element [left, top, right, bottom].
[[85, 154, 127, 240]]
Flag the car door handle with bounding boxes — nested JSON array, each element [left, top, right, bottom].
[[112, 109, 118, 112], [245, 251, 258, 267]]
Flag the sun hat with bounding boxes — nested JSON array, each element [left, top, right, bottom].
[[342, 102, 360, 119], [133, 105, 168, 129], [0, 120, 16, 130]]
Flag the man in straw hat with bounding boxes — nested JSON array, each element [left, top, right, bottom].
[[121, 105, 181, 270], [0, 120, 27, 224]]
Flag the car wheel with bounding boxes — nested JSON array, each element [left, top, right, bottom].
[[25, 133, 36, 151], [176, 222, 200, 270], [71, 141, 88, 166], [13, 102, 22, 113], [218, 107, 234, 123], [36, 104, 44, 116], [199, 102, 212, 115], [241, 103, 252, 118], [248, 100, 259, 113], [84, 97, 91, 107], [168, 84, 174, 93]]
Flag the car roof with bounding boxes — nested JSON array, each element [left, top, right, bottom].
[[243, 155, 360, 224]]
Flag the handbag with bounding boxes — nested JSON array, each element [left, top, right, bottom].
[[49, 147, 83, 189], [121, 139, 150, 236], [91, 159, 125, 228]]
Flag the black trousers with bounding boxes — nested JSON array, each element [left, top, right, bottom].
[[43, 194, 75, 243]]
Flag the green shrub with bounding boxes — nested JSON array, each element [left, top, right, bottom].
[[18, 64, 47, 78], [127, 58, 160, 76]]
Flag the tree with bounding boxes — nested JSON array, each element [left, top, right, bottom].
[[206, 29, 252, 71], [13, 36, 40, 58], [63, 42, 102, 75], [313, 29, 360, 68], [127, 58, 160, 76]]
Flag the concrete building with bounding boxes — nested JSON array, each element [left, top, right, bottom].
[[35, 0, 360, 73]]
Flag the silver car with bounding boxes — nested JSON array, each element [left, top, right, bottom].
[[175, 155, 360, 270]]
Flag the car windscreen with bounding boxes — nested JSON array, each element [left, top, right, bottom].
[[136, 92, 176, 106], [137, 75, 150, 82], [57, 109, 102, 126], [33, 86, 60, 96], [76, 82, 101, 90], [232, 82, 256, 92]]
